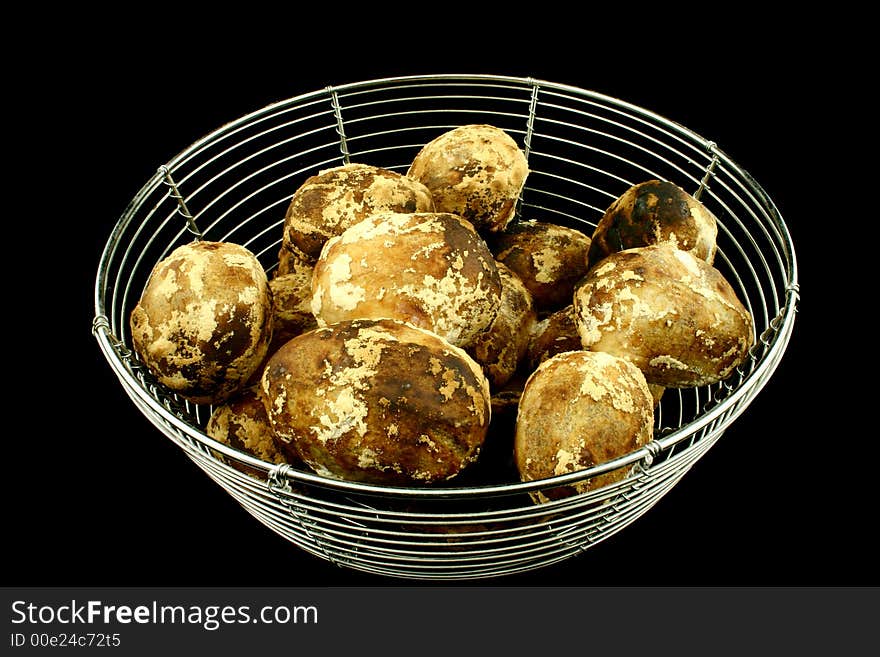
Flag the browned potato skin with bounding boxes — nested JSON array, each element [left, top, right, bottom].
[[491, 219, 592, 313], [282, 163, 434, 263], [407, 124, 528, 233], [267, 268, 317, 354], [275, 244, 314, 278], [129, 240, 273, 405], [206, 385, 296, 475], [260, 319, 491, 486], [525, 304, 582, 371], [525, 304, 666, 407], [514, 350, 654, 502], [311, 211, 502, 348], [573, 244, 754, 388], [466, 262, 537, 388], [588, 180, 718, 269]]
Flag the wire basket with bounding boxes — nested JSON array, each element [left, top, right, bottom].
[[92, 74, 799, 581]]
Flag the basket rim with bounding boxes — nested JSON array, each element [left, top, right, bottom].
[[92, 73, 801, 501]]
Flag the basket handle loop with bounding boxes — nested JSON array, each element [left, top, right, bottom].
[[522, 78, 540, 162], [92, 314, 134, 360], [327, 86, 351, 166], [694, 142, 720, 201], [748, 283, 801, 361], [266, 464, 341, 567], [514, 78, 541, 223], [639, 440, 663, 471], [158, 165, 203, 240], [267, 463, 294, 494]]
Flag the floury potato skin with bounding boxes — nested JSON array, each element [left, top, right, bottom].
[[206, 384, 297, 477], [588, 180, 719, 268], [282, 163, 435, 263], [407, 124, 529, 234], [129, 240, 273, 405], [491, 219, 592, 314], [310, 211, 502, 349], [525, 304, 582, 371], [466, 261, 537, 388], [573, 244, 754, 388], [260, 318, 492, 485], [267, 268, 318, 354], [514, 350, 655, 502]]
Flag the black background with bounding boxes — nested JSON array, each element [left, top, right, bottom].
[[10, 12, 871, 592]]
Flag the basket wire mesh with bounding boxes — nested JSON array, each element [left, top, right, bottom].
[[93, 74, 799, 580]]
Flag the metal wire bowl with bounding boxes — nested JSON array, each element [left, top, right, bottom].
[[92, 74, 799, 581]]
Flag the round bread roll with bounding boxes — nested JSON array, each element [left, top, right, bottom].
[[282, 163, 435, 263], [514, 350, 654, 502], [588, 180, 718, 269], [129, 240, 273, 405], [466, 262, 537, 388], [267, 268, 317, 353], [491, 219, 592, 313], [206, 385, 294, 475], [260, 318, 492, 485], [573, 244, 754, 388], [311, 211, 502, 348], [407, 124, 528, 233]]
